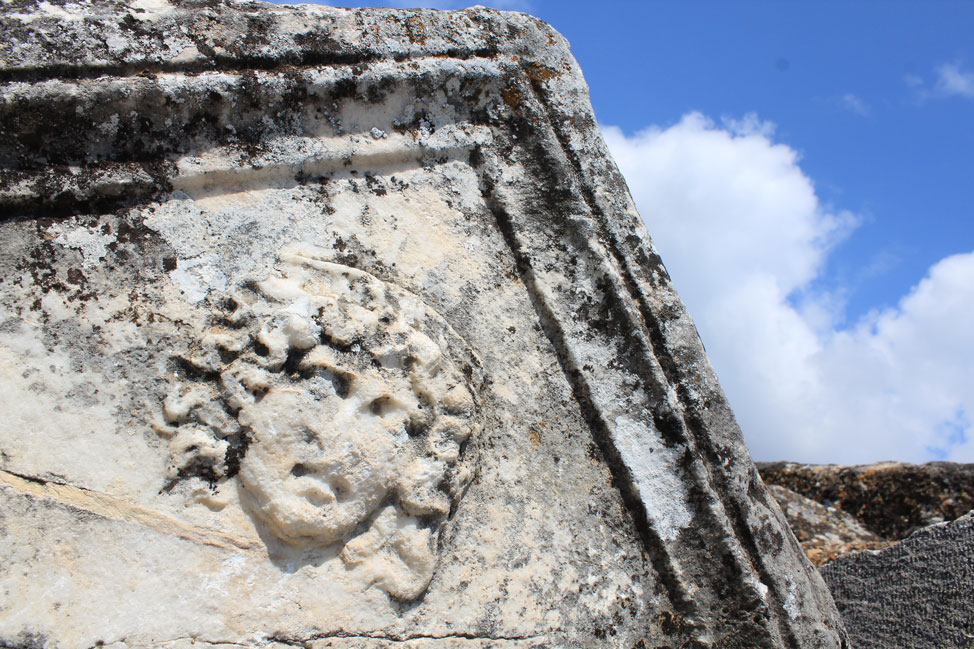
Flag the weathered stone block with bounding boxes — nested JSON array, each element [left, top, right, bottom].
[[0, 2, 845, 647], [822, 512, 974, 649], [759, 461, 974, 540], [767, 484, 892, 566]]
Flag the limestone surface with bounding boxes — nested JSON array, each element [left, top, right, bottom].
[[0, 2, 846, 647]]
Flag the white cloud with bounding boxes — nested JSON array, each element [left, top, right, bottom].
[[720, 113, 777, 138], [934, 62, 974, 98], [907, 62, 974, 101], [604, 114, 974, 464], [904, 73, 924, 89], [838, 93, 870, 116]]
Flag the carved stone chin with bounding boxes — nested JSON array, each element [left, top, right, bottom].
[[162, 243, 482, 599]]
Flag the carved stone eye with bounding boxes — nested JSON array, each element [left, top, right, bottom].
[[368, 395, 406, 417], [369, 396, 391, 415]]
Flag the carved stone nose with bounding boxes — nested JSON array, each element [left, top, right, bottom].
[[296, 477, 337, 507]]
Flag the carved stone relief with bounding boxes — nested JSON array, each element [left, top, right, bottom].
[[158, 244, 483, 600], [0, 1, 849, 646]]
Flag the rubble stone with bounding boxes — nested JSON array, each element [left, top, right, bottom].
[[759, 461, 974, 540], [822, 512, 974, 649], [767, 484, 892, 566]]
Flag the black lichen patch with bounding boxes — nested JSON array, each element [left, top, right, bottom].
[[0, 630, 48, 649], [164, 455, 222, 492]]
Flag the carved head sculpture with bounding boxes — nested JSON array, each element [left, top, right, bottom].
[[161, 244, 482, 600]]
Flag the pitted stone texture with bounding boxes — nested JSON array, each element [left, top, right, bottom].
[[759, 461, 974, 540], [821, 512, 974, 649], [0, 2, 845, 648], [767, 485, 892, 566]]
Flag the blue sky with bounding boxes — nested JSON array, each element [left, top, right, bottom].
[[566, 1, 974, 325], [272, 0, 974, 464]]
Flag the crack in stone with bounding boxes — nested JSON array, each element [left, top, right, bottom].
[[270, 632, 546, 645], [0, 467, 260, 554], [108, 633, 546, 649]]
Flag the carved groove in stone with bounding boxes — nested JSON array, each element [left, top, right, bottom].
[[161, 244, 482, 600]]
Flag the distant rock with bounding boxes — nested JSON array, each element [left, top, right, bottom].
[[758, 461, 974, 540], [821, 511, 974, 649], [764, 463, 974, 644], [766, 485, 892, 566]]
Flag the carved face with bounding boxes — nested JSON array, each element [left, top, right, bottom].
[[162, 244, 480, 599], [236, 386, 398, 546]]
